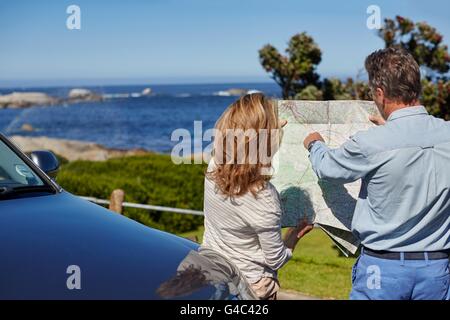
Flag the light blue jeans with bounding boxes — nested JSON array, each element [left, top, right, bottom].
[[350, 250, 449, 300]]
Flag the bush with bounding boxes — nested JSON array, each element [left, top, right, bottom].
[[421, 79, 450, 120], [295, 85, 323, 100], [57, 154, 206, 233], [322, 78, 371, 101]]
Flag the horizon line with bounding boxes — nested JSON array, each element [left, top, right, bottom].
[[0, 74, 353, 89]]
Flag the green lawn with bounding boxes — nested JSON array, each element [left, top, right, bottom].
[[180, 227, 356, 300]]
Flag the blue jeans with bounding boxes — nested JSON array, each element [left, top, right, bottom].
[[350, 250, 449, 300]]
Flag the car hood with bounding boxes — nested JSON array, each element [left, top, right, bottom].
[[0, 191, 222, 299]]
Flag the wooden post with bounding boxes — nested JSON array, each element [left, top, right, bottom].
[[185, 235, 199, 243], [109, 189, 125, 214]]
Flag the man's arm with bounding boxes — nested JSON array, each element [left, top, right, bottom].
[[304, 132, 373, 183]]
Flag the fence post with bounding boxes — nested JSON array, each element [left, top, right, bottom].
[[109, 189, 125, 214], [185, 235, 199, 243]]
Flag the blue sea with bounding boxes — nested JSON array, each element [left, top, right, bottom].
[[0, 83, 280, 153]]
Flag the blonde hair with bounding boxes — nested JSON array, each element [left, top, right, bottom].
[[207, 93, 281, 198]]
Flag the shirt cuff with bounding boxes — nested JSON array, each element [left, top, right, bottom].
[[285, 248, 293, 260], [309, 140, 326, 154]]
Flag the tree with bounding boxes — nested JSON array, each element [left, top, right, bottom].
[[421, 79, 450, 120], [379, 16, 450, 80], [379, 16, 450, 119], [322, 78, 371, 101], [258, 17, 449, 119], [259, 32, 322, 99], [294, 85, 323, 100]]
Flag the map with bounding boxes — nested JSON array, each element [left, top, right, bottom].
[[271, 100, 380, 256]]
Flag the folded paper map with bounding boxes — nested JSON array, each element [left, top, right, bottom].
[[271, 100, 380, 256]]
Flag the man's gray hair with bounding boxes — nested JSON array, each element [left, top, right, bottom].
[[365, 47, 421, 104]]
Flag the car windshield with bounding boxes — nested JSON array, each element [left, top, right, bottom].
[[0, 138, 45, 189]]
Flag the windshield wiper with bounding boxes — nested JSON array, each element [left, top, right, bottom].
[[0, 185, 55, 196]]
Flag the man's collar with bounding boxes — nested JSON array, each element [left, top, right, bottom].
[[387, 106, 429, 121]]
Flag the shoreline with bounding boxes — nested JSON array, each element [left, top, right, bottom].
[[9, 135, 151, 161], [9, 135, 208, 163]]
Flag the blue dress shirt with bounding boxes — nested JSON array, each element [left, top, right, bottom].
[[309, 106, 450, 252]]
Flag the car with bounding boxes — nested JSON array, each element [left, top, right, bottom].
[[0, 133, 256, 300]]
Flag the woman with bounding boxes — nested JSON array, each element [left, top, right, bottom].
[[202, 93, 312, 300]]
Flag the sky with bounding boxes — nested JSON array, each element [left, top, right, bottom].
[[0, 0, 449, 87]]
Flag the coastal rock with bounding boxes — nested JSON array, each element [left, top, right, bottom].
[[216, 88, 249, 97], [228, 88, 248, 96], [0, 92, 58, 108], [20, 123, 35, 132], [10, 136, 149, 162], [68, 88, 103, 103]]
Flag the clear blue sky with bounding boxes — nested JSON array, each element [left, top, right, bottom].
[[0, 0, 449, 87]]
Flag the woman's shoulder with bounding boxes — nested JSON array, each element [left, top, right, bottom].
[[260, 182, 281, 202], [249, 182, 282, 216]]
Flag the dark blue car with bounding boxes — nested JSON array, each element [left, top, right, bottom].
[[0, 133, 256, 300]]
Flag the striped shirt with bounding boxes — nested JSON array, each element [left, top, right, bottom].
[[202, 161, 292, 283]]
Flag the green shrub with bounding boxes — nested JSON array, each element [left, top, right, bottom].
[[57, 154, 205, 233], [294, 85, 323, 100], [421, 79, 450, 120]]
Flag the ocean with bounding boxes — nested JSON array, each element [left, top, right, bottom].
[[0, 83, 280, 153]]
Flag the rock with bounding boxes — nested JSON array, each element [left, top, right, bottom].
[[68, 88, 103, 102], [142, 88, 152, 96], [227, 88, 248, 96], [0, 92, 58, 108], [21, 123, 34, 132], [9, 135, 149, 162]]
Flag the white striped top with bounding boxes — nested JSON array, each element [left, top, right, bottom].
[[202, 161, 292, 283]]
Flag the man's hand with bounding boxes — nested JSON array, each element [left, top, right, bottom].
[[283, 219, 314, 250], [369, 115, 386, 126], [303, 132, 325, 150]]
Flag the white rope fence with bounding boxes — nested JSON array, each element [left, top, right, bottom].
[[80, 190, 318, 231], [80, 195, 204, 216]]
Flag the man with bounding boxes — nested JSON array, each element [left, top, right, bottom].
[[304, 47, 449, 300]]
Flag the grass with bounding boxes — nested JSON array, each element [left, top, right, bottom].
[[180, 227, 356, 299], [278, 229, 355, 299]]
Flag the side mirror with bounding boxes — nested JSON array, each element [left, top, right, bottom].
[[30, 150, 60, 179]]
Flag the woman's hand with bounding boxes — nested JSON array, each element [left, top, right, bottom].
[[283, 219, 314, 250], [296, 220, 314, 239], [283, 227, 300, 250]]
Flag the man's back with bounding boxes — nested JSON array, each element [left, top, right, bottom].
[[307, 47, 450, 300], [353, 106, 450, 252], [311, 106, 450, 252]]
